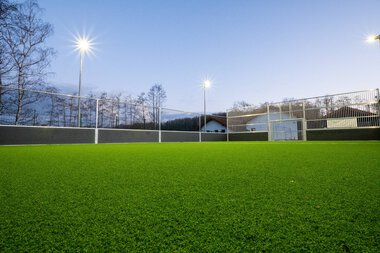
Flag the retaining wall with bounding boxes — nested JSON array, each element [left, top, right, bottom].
[[201, 133, 227, 142], [228, 132, 268, 141], [0, 125, 378, 145], [99, 129, 159, 143], [306, 128, 380, 141], [0, 126, 227, 145], [0, 125, 94, 145]]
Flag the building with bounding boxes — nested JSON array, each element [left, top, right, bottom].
[[325, 106, 379, 128], [201, 116, 227, 132], [245, 113, 299, 140]]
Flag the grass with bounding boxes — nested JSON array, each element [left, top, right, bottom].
[[0, 141, 379, 252]]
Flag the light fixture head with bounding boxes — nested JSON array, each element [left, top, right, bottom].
[[366, 34, 380, 43], [76, 36, 93, 53], [203, 80, 211, 89]]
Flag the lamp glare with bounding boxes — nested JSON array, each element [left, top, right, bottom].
[[77, 38, 90, 52], [204, 80, 211, 89], [367, 35, 377, 43]]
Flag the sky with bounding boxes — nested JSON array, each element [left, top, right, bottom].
[[37, 0, 380, 113]]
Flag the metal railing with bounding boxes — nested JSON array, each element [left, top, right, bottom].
[[1, 85, 378, 142], [227, 89, 380, 139], [0, 85, 227, 135]]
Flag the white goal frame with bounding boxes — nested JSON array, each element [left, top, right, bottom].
[[268, 118, 307, 141]]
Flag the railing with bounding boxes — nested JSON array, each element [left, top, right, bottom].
[[0, 85, 227, 134], [227, 89, 380, 134]]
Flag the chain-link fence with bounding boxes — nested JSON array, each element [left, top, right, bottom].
[[0, 85, 225, 133], [0, 86, 95, 127], [2, 85, 378, 142], [227, 89, 380, 140]]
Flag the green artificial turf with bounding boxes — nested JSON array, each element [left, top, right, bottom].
[[0, 141, 379, 252]]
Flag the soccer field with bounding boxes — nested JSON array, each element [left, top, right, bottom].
[[0, 142, 379, 252]]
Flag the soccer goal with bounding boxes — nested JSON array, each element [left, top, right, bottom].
[[268, 118, 307, 141]]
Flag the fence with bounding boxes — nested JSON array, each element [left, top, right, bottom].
[[0, 85, 228, 144], [1, 86, 379, 144], [227, 89, 380, 141]]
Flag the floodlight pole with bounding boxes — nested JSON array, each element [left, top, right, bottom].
[[267, 104, 271, 141], [377, 89, 380, 120], [158, 106, 162, 143], [199, 114, 201, 142], [77, 50, 83, 127], [226, 110, 229, 142], [95, 99, 99, 144], [203, 86, 207, 132]]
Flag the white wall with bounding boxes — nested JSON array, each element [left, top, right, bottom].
[[245, 113, 293, 131], [201, 120, 226, 132]]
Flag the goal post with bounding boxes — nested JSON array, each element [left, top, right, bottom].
[[268, 118, 307, 141]]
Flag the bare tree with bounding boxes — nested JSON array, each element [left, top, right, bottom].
[[45, 85, 59, 126], [121, 95, 133, 126], [147, 84, 166, 127], [2, 0, 55, 124], [0, 0, 16, 20], [98, 92, 108, 127], [137, 92, 148, 129], [0, 0, 17, 112], [109, 93, 121, 128], [56, 94, 67, 126], [232, 100, 251, 111], [83, 92, 97, 127], [67, 93, 77, 127]]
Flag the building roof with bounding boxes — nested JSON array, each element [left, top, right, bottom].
[[326, 106, 377, 118], [201, 115, 227, 127]]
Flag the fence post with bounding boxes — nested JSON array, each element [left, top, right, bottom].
[[94, 99, 99, 144], [158, 106, 162, 143], [302, 100, 307, 141], [267, 104, 271, 141], [226, 110, 229, 142], [199, 114, 202, 142], [302, 100, 306, 119], [303, 118, 307, 141], [377, 89, 380, 126]]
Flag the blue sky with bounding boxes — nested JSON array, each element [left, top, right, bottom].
[[38, 0, 380, 112]]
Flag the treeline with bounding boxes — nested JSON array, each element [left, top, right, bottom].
[[0, 83, 167, 128], [0, 0, 54, 124], [0, 0, 169, 128]]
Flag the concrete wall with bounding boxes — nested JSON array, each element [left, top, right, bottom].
[[306, 128, 380, 141], [228, 132, 268, 141], [98, 129, 159, 143], [228, 128, 380, 141], [0, 125, 94, 145], [162, 131, 199, 142], [0, 126, 226, 145], [1, 125, 379, 145], [100, 130, 227, 143], [202, 132, 227, 142]]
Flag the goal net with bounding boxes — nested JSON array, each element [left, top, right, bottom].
[[268, 118, 306, 141]]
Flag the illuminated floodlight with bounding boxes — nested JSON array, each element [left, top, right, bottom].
[[203, 79, 212, 89], [75, 36, 93, 54], [366, 34, 380, 43], [77, 38, 90, 52]]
